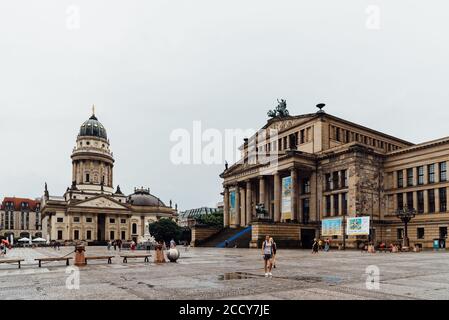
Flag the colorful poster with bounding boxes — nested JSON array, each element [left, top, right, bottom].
[[322, 218, 343, 236], [346, 216, 370, 235], [281, 176, 292, 220], [229, 190, 236, 225]]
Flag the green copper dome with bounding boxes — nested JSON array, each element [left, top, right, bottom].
[[79, 114, 108, 139]]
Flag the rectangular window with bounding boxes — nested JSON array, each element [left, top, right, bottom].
[[73, 217, 80, 223], [342, 193, 348, 215], [121, 231, 126, 240], [407, 168, 414, 187], [439, 162, 447, 182], [428, 190, 435, 213], [417, 191, 424, 214], [86, 217, 92, 223], [300, 129, 305, 144], [57, 217, 64, 223], [302, 198, 310, 223], [407, 192, 414, 209], [440, 227, 448, 239], [428, 164, 435, 184], [397, 171, 404, 188], [335, 127, 341, 142], [110, 231, 115, 240], [302, 178, 310, 194], [109, 218, 116, 224], [86, 173, 90, 183], [333, 194, 339, 216], [57, 230, 63, 240], [121, 219, 126, 224], [332, 172, 339, 190], [418, 166, 424, 185], [417, 228, 425, 239], [325, 174, 332, 191], [86, 230, 92, 240], [397, 193, 404, 211], [397, 228, 404, 240], [325, 195, 331, 217], [74, 230, 79, 240], [439, 188, 447, 212]]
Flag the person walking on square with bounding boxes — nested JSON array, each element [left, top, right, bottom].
[[324, 239, 330, 252], [107, 240, 112, 251], [318, 239, 323, 251], [269, 237, 277, 269], [262, 235, 273, 277], [312, 238, 319, 254], [113, 240, 117, 251]]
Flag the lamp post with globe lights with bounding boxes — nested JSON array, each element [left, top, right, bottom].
[[396, 206, 416, 248]]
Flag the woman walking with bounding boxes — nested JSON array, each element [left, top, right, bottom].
[[262, 235, 273, 277], [312, 238, 319, 254], [269, 237, 277, 269]]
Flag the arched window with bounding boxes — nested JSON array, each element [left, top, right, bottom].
[[132, 223, 137, 235]]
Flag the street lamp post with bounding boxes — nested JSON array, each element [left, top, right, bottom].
[[396, 206, 416, 248]]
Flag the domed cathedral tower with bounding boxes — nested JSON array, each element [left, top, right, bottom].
[[71, 107, 115, 195]]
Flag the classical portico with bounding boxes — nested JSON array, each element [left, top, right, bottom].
[[222, 154, 316, 229]]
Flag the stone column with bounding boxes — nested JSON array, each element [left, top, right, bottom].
[[290, 167, 299, 222], [240, 187, 246, 227], [424, 165, 429, 184], [413, 167, 418, 186], [393, 171, 398, 188], [274, 172, 281, 222], [259, 176, 266, 210], [235, 186, 241, 226], [424, 190, 429, 213], [246, 180, 252, 226], [223, 187, 230, 227], [330, 194, 335, 217], [116, 215, 120, 240], [435, 189, 441, 213], [338, 193, 343, 216], [436, 164, 441, 183], [413, 191, 418, 211]]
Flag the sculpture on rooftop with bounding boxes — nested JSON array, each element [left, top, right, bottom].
[[267, 99, 289, 118]]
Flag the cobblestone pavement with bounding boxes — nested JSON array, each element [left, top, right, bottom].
[[0, 247, 448, 300]]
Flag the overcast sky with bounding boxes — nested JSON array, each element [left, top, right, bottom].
[[1, 0, 449, 210]]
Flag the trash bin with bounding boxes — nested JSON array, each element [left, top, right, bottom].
[[433, 239, 440, 250], [74, 244, 86, 266]]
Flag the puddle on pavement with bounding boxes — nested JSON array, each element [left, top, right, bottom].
[[218, 272, 260, 281], [217, 272, 341, 284]]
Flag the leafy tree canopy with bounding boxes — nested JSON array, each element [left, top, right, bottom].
[[148, 218, 182, 243]]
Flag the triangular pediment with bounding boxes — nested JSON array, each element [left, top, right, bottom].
[[73, 195, 129, 210], [264, 115, 316, 132]]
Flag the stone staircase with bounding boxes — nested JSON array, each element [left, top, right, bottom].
[[200, 226, 252, 248]]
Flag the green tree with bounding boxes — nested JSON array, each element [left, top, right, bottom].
[[196, 210, 223, 228], [148, 219, 182, 243]]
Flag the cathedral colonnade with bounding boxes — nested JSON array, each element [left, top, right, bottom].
[[223, 167, 313, 228]]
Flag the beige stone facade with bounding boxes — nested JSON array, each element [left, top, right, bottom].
[[41, 111, 177, 244], [221, 107, 449, 249], [0, 197, 42, 240]]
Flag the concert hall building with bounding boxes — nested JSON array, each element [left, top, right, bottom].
[[220, 105, 449, 249]]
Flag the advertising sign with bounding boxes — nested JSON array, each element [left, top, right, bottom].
[[281, 176, 292, 220], [346, 216, 370, 236], [322, 218, 343, 236], [229, 190, 236, 225]]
